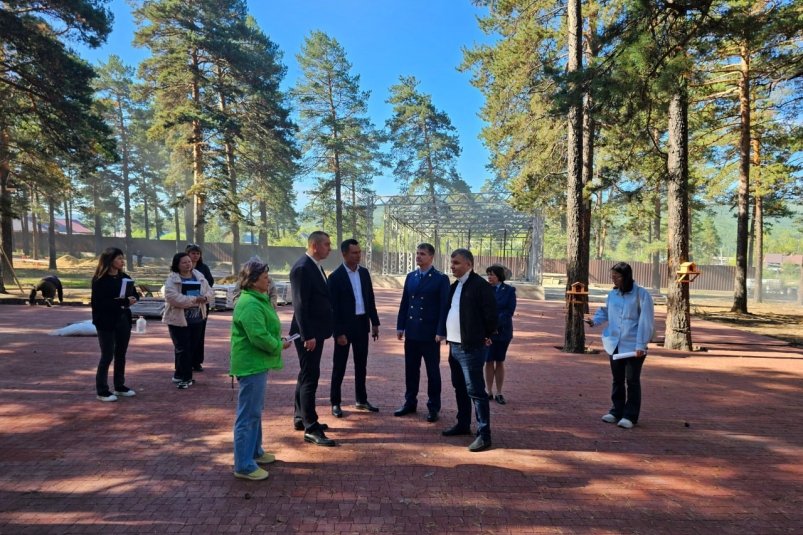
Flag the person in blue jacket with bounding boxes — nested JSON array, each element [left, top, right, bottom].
[[394, 243, 450, 423], [484, 265, 516, 405], [587, 262, 655, 429]]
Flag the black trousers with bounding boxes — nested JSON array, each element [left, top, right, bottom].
[[403, 339, 442, 413], [192, 318, 208, 367], [168, 322, 204, 382], [95, 312, 131, 395], [330, 315, 370, 405], [294, 337, 325, 432], [609, 355, 646, 423]]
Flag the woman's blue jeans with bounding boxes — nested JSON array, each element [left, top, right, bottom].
[[233, 371, 268, 474]]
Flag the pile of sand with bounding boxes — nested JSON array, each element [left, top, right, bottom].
[[57, 255, 81, 266]]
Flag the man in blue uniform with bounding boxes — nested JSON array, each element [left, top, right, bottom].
[[394, 243, 450, 423]]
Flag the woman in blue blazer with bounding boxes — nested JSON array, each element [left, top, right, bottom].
[[485, 265, 516, 405]]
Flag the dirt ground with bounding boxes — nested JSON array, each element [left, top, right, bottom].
[[689, 299, 803, 348]]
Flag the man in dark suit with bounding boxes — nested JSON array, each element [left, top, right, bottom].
[[327, 239, 381, 418], [290, 230, 336, 447], [442, 248, 498, 452], [394, 243, 450, 423]]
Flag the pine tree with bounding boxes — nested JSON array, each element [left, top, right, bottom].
[[94, 55, 140, 264], [0, 0, 113, 289], [294, 31, 380, 245], [386, 76, 469, 251]]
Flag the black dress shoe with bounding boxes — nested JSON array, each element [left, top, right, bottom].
[[468, 435, 492, 452], [304, 430, 336, 447], [442, 425, 472, 436], [332, 404, 343, 418], [355, 401, 379, 412], [294, 421, 329, 431], [394, 405, 417, 417], [193, 365, 204, 372], [426, 411, 439, 423]]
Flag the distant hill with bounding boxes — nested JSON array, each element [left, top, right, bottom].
[[708, 204, 802, 258]]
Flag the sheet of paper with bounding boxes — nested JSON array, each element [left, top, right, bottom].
[[612, 351, 638, 360]]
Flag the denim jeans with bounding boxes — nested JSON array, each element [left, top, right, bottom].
[[609, 355, 646, 423], [95, 312, 131, 395], [448, 343, 491, 439], [233, 371, 268, 474]]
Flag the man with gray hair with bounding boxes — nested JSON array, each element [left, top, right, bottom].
[[442, 248, 498, 452]]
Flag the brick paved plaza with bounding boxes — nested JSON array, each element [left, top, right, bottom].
[[1, 290, 801, 534]]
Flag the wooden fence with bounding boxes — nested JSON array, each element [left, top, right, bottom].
[[542, 259, 754, 292]]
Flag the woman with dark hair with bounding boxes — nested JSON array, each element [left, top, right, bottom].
[[163, 252, 215, 389], [586, 262, 655, 429], [484, 265, 516, 405], [91, 247, 140, 402], [230, 260, 291, 481], [186, 244, 214, 372]]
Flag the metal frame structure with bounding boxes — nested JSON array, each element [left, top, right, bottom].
[[378, 192, 543, 282]]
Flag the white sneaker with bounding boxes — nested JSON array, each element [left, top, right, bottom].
[[97, 393, 118, 402], [617, 418, 634, 429], [601, 413, 617, 423], [113, 387, 136, 397]]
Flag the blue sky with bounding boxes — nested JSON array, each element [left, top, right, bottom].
[[75, 0, 495, 198]]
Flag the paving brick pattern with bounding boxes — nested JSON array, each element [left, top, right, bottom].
[[1, 290, 801, 534]]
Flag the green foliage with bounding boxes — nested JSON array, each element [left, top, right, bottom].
[[293, 31, 382, 244], [385, 75, 468, 197]]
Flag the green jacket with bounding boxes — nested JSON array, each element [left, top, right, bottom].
[[230, 288, 284, 377]]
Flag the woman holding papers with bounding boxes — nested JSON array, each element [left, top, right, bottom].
[[230, 260, 292, 481], [586, 262, 655, 429], [163, 252, 215, 389], [91, 247, 140, 402]]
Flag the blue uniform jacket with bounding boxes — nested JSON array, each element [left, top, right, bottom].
[[491, 283, 517, 342], [396, 267, 450, 341]]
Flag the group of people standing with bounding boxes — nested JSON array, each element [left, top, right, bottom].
[[86, 236, 654, 483], [229, 232, 520, 480], [90, 245, 216, 401]]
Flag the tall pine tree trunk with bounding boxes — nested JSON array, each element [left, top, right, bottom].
[[31, 187, 39, 260], [731, 43, 751, 313], [191, 50, 205, 246], [664, 88, 692, 351], [651, 195, 662, 291], [581, 90, 593, 304], [48, 197, 57, 270], [117, 100, 133, 266], [92, 183, 103, 255], [259, 201, 268, 256], [63, 198, 73, 255], [174, 203, 182, 250], [21, 201, 30, 256], [563, 0, 585, 353], [752, 138, 763, 303], [0, 126, 12, 291], [143, 192, 150, 240]]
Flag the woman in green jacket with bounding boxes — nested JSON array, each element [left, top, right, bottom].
[[230, 260, 291, 481]]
